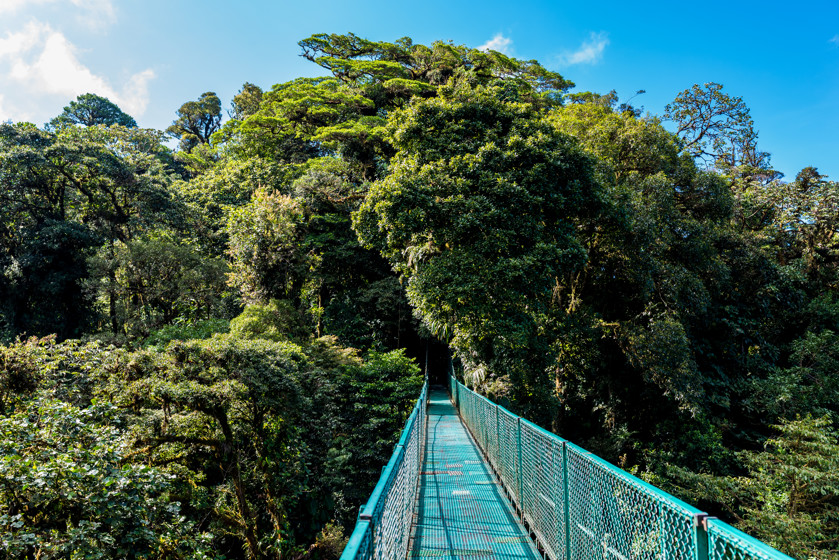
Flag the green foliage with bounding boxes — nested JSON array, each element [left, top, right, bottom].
[[0, 122, 182, 238], [225, 77, 379, 176], [623, 316, 702, 412], [0, 341, 39, 414], [299, 33, 573, 101], [0, 220, 100, 340], [550, 102, 682, 185], [0, 337, 123, 410], [229, 300, 306, 342], [669, 416, 839, 560], [0, 397, 213, 559], [227, 190, 307, 303], [143, 318, 230, 349], [663, 82, 774, 185], [309, 522, 348, 560], [49, 92, 138, 129], [226, 34, 574, 182], [86, 232, 229, 337], [102, 334, 309, 558], [748, 328, 839, 422], [167, 92, 223, 152], [0, 122, 186, 340], [0, 326, 423, 559], [231, 82, 265, 121], [356, 83, 602, 412], [320, 347, 422, 525], [173, 156, 298, 258], [753, 166, 839, 276], [290, 158, 411, 347]]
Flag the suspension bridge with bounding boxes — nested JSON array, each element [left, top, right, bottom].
[[340, 375, 793, 560]]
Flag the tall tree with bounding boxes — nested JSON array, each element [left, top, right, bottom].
[[354, 83, 603, 413], [299, 33, 574, 102], [48, 93, 137, 129], [231, 82, 264, 120], [223, 34, 575, 181], [663, 83, 754, 165], [167, 91, 223, 151]]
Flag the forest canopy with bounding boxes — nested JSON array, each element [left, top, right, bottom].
[[1, 33, 838, 560]]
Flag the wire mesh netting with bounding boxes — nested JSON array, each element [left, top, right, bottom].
[[450, 376, 795, 560], [520, 420, 565, 560], [565, 443, 698, 560], [339, 381, 428, 560], [707, 520, 788, 560]]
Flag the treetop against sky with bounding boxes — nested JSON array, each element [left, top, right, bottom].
[[0, 0, 836, 179]]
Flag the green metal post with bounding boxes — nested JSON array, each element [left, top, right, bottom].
[[694, 514, 710, 560], [516, 416, 523, 510], [454, 380, 459, 409], [495, 404, 500, 473], [562, 443, 571, 560]]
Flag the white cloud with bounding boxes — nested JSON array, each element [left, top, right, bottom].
[[0, 0, 39, 14], [119, 69, 156, 116], [0, 21, 47, 59], [478, 33, 513, 55], [0, 22, 154, 122], [0, 0, 115, 28], [830, 35, 839, 46], [558, 31, 610, 66]]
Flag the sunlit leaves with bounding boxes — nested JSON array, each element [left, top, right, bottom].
[[167, 91, 223, 152], [356, 85, 602, 402], [0, 398, 212, 559]]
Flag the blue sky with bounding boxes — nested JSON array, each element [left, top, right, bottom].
[[1, 0, 837, 180]]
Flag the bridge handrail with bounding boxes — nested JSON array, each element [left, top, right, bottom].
[[339, 379, 428, 560], [449, 374, 795, 560]]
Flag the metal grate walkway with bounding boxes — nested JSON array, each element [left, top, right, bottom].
[[408, 388, 541, 560]]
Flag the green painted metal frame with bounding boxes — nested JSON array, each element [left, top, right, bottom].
[[449, 374, 796, 560]]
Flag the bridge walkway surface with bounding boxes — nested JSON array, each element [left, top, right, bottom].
[[408, 388, 540, 560]]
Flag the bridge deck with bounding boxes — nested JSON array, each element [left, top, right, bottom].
[[408, 388, 540, 560]]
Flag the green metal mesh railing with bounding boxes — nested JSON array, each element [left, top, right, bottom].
[[707, 520, 793, 560], [339, 372, 797, 560], [449, 374, 796, 560], [339, 380, 428, 560]]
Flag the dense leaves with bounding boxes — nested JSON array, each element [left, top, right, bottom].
[[49, 93, 138, 129], [1, 32, 838, 560], [356, 83, 602, 409], [0, 123, 185, 340], [0, 398, 212, 560], [669, 416, 839, 559]]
